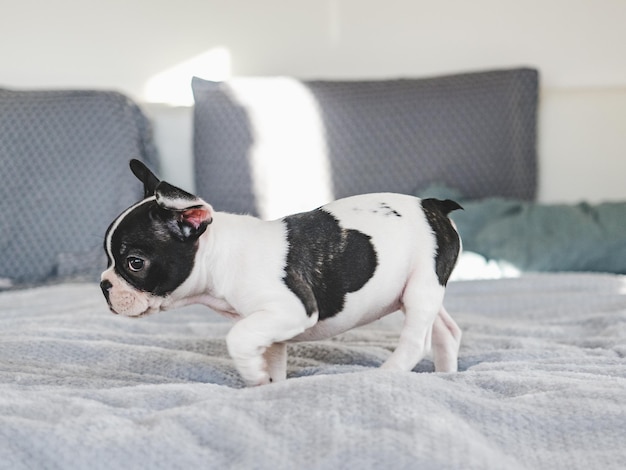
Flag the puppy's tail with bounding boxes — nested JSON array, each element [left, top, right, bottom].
[[422, 198, 464, 216], [421, 198, 463, 286]]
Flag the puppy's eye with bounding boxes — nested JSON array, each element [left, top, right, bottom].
[[127, 257, 145, 272]]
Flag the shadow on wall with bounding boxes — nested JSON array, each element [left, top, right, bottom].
[[191, 68, 538, 219]]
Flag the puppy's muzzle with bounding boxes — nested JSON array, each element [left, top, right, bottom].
[[100, 279, 113, 305]]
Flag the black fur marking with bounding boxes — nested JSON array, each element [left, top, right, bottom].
[[106, 201, 199, 296], [156, 181, 199, 204], [130, 159, 160, 198], [376, 202, 402, 217], [353, 202, 403, 218], [282, 209, 378, 320], [421, 199, 463, 286]]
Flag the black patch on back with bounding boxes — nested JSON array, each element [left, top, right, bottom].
[[421, 199, 463, 286], [282, 209, 378, 320], [105, 201, 199, 296]]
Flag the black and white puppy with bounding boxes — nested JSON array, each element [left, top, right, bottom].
[[101, 160, 463, 386]]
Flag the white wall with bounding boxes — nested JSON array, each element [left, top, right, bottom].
[[2, 0, 625, 202], [539, 88, 626, 203]]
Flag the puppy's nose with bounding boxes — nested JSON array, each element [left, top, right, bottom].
[[100, 280, 113, 301]]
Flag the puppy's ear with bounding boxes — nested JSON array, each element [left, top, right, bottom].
[[155, 181, 213, 241], [130, 159, 160, 199]]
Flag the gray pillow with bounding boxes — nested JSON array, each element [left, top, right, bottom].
[[0, 89, 158, 287], [192, 68, 538, 218]]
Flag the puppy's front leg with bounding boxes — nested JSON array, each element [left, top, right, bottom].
[[226, 306, 315, 386], [263, 343, 287, 383]]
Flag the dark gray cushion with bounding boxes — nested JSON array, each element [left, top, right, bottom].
[[192, 68, 538, 217], [0, 89, 158, 286]]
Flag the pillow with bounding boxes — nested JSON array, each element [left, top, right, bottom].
[[453, 199, 626, 274], [0, 89, 159, 287], [192, 68, 538, 219], [418, 185, 626, 275]]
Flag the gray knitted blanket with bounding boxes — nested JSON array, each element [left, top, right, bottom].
[[1, 273, 625, 469]]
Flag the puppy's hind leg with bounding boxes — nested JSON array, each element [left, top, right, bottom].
[[431, 306, 462, 373], [380, 274, 445, 372]]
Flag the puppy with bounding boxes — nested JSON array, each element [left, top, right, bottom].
[[101, 160, 463, 385]]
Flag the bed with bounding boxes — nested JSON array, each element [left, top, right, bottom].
[[1, 69, 625, 469]]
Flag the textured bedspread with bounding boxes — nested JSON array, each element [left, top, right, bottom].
[[1, 273, 625, 469]]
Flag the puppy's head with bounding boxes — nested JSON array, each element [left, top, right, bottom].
[[100, 160, 213, 317]]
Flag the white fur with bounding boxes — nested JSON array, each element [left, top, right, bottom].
[[103, 193, 462, 386]]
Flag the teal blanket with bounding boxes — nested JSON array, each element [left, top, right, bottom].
[[420, 186, 626, 274], [453, 199, 626, 273]]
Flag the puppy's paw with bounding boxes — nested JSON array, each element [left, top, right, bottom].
[[234, 355, 272, 386], [250, 373, 272, 387], [241, 368, 271, 387]]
